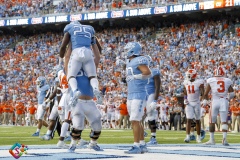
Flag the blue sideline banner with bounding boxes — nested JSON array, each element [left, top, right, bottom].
[[0, 1, 237, 27]]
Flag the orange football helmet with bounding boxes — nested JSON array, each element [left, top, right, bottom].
[[214, 67, 225, 76], [186, 69, 197, 80]]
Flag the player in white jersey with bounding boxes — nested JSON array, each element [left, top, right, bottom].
[[159, 100, 169, 130], [183, 69, 204, 143], [203, 67, 234, 146], [105, 98, 116, 129]]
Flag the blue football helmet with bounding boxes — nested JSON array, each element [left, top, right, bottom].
[[124, 42, 142, 58], [36, 76, 46, 88]]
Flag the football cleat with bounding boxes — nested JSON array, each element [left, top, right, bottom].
[[93, 90, 103, 104], [200, 130, 206, 140], [57, 141, 68, 148], [88, 143, 104, 151], [184, 137, 190, 143], [190, 135, 196, 141], [78, 139, 89, 148], [204, 140, 216, 145], [147, 137, 158, 145], [222, 139, 230, 146], [40, 134, 52, 140], [196, 137, 202, 143], [64, 136, 71, 141], [124, 146, 142, 154], [140, 144, 148, 153], [32, 132, 40, 136], [68, 144, 76, 153], [69, 90, 81, 108]]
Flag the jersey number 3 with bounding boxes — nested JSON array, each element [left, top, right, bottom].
[[188, 85, 195, 94], [217, 81, 225, 93]]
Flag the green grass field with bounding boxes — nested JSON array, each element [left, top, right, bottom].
[[0, 126, 240, 146]]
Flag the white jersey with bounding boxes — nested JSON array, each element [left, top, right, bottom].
[[184, 79, 204, 102], [207, 77, 232, 99], [107, 102, 115, 112], [160, 103, 168, 115]]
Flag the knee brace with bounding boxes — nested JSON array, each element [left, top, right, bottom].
[[148, 120, 157, 130], [191, 119, 196, 128], [64, 119, 72, 124], [222, 124, 228, 131], [70, 128, 82, 140], [89, 130, 101, 140]]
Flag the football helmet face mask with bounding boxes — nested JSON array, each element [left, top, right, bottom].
[[36, 76, 46, 88], [124, 42, 142, 59], [214, 67, 225, 76], [186, 69, 197, 81]]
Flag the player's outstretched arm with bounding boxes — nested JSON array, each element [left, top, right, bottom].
[[64, 42, 72, 75], [91, 36, 101, 68], [134, 65, 152, 79], [59, 32, 70, 58], [153, 75, 161, 101]]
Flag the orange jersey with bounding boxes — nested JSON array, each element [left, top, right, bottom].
[[230, 106, 239, 116], [16, 104, 25, 115], [119, 104, 128, 115], [28, 106, 37, 114], [3, 105, 10, 113]]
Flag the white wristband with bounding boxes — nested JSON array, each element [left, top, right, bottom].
[[133, 74, 152, 80]]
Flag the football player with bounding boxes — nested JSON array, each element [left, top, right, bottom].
[[32, 76, 49, 136], [59, 21, 102, 109], [203, 67, 234, 145], [183, 69, 204, 143], [124, 42, 152, 154], [145, 55, 161, 145]]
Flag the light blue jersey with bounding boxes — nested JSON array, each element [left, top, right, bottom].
[[126, 56, 149, 100], [64, 23, 96, 50], [76, 69, 94, 98], [145, 68, 160, 95], [37, 85, 50, 104]]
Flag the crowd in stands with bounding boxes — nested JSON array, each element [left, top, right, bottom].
[[1, 0, 198, 18], [0, 14, 239, 132]]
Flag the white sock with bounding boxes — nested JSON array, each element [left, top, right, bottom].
[[151, 133, 156, 136], [60, 122, 69, 137], [36, 128, 40, 133], [186, 134, 190, 139], [66, 131, 70, 137], [112, 122, 116, 129], [223, 132, 227, 140], [46, 130, 52, 135], [210, 132, 214, 141], [90, 139, 97, 145], [133, 142, 140, 147], [71, 139, 77, 145], [166, 125, 169, 130], [90, 78, 99, 91], [197, 135, 200, 140], [140, 140, 145, 145], [69, 78, 78, 92]]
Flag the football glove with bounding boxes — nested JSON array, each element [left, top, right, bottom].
[[42, 102, 47, 110], [184, 99, 189, 105], [202, 99, 208, 106], [150, 101, 157, 110]]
